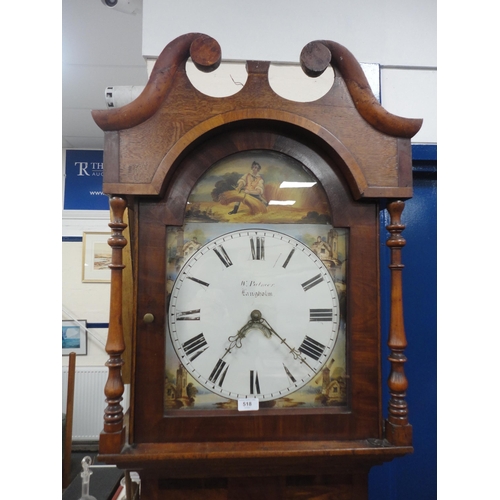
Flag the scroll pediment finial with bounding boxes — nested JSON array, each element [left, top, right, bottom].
[[93, 34, 422, 139], [301, 40, 422, 138], [92, 33, 221, 131]]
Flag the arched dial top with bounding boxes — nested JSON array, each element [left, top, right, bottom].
[[168, 229, 340, 401]]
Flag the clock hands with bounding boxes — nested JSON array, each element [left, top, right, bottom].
[[226, 310, 316, 372], [257, 315, 316, 373], [219, 309, 316, 376], [223, 310, 271, 358]]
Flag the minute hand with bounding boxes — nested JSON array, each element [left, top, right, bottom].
[[259, 317, 316, 372]]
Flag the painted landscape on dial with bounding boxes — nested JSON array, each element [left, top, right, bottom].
[[164, 151, 348, 412]]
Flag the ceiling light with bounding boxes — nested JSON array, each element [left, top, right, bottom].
[[279, 181, 317, 188], [268, 200, 296, 206]]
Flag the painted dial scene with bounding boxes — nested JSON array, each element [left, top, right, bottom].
[[164, 149, 348, 411]]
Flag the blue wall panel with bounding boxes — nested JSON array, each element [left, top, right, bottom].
[[370, 175, 437, 499]]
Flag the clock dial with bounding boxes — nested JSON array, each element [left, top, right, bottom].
[[168, 229, 340, 401]]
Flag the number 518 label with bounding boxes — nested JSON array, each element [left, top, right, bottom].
[[238, 397, 259, 411]]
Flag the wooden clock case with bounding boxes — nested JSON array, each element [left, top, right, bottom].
[[92, 33, 422, 499]]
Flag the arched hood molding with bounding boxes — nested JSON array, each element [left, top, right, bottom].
[[155, 113, 368, 201], [93, 33, 421, 201]]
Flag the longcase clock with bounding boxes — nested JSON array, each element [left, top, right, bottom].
[[92, 33, 422, 499]]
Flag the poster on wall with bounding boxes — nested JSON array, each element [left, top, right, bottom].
[[82, 232, 112, 282], [62, 320, 87, 355], [64, 150, 109, 210]]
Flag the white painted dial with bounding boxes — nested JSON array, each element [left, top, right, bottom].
[[167, 229, 340, 401]]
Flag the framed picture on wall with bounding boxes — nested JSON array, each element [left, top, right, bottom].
[[62, 320, 87, 355], [82, 232, 111, 282]]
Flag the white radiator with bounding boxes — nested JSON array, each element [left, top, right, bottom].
[[62, 366, 129, 441]]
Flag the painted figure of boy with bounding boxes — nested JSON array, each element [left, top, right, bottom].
[[228, 161, 267, 214]]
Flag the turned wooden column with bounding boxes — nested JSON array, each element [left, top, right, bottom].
[[385, 200, 412, 446], [100, 195, 127, 454]]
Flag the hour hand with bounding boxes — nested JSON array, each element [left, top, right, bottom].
[[227, 329, 246, 349], [224, 310, 271, 356], [226, 318, 253, 353]]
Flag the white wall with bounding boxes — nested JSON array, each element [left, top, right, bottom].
[[62, 240, 110, 367], [143, 0, 436, 66], [143, 0, 436, 144]]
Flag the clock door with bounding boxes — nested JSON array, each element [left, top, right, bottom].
[[132, 126, 381, 444]]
